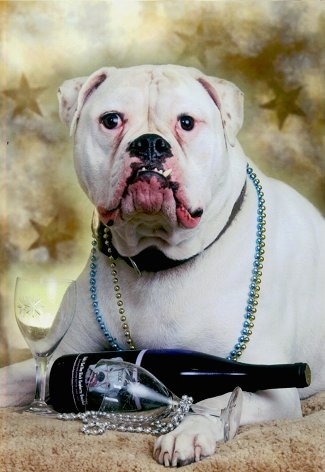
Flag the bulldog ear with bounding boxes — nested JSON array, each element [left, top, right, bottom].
[[57, 76, 88, 129], [197, 76, 244, 147], [58, 67, 112, 135]]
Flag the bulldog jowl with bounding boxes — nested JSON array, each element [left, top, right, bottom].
[[98, 134, 203, 229]]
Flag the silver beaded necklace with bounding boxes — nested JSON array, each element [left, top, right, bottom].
[[58, 395, 193, 435], [89, 164, 266, 361]]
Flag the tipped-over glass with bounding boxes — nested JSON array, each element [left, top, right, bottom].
[[59, 358, 243, 441], [14, 276, 76, 414]]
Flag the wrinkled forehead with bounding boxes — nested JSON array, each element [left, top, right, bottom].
[[91, 66, 213, 111], [108, 65, 196, 88]]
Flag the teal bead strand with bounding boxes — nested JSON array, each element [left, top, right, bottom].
[[227, 165, 266, 361], [89, 240, 122, 351]]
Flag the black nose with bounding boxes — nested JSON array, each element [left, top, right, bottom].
[[127, 133, 172, 165]]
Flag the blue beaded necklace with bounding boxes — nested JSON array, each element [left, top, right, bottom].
[[89, 164, 266, 361]]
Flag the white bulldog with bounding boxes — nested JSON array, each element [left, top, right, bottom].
[[1, 65, 325, 467]]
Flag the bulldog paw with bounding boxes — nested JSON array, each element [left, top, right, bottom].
[[153, 414, 223, 467]]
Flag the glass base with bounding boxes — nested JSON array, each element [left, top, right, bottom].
[[22, 400, 57, 416], [221, 386, 243, 442]]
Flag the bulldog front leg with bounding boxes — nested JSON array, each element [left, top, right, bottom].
[[0, 358, 35, 407], [153, 414, 223, 467], [153, 388, 302, 467]]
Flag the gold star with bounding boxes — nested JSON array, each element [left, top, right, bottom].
[[176, 20, 229, 66], [260, 85, 306, 129], [29, 215, 73, 259], [222, 36, 306, 85], [2, 74, 46, 117]]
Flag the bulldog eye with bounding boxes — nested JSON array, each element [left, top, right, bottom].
[[179, 115, 195, 131], [100, 112, 123, 130]]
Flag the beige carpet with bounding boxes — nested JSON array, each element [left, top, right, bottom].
[[0, 392, 324, 472]]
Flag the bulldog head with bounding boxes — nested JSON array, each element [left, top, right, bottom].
[[58, 65, 246, 259]]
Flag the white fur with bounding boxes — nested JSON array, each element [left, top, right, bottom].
[[1, 65, 324, 467]]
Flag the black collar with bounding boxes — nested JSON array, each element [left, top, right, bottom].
[[97, 181, 246, 273]]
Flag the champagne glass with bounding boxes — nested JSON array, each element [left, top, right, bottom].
[[14, 276, 76, 415], [71, 359, 243, 439]]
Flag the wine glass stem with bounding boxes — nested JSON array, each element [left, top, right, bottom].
[[34, 355, 50, 403], [190, 405, 221, 417]]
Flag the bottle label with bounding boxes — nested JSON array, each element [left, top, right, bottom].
[[68, 350, 174, 413], [71, 354, 89, 411], [71, 354, 130, 411]]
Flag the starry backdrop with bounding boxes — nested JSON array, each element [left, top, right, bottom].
[[0, 1, 324, 364]]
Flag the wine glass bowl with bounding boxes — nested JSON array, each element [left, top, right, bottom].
[[81, 359, 243, 439], [14, 276, 76, 415]]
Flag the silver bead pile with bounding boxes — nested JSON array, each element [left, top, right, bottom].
[[57, 395, 193, 436]]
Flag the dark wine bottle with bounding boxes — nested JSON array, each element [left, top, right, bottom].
[[49, 348, 311, 413]]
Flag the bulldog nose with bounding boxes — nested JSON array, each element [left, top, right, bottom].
[[128, 134, 172, 164]]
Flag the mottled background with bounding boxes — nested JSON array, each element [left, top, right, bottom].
[[1, 1, 324, 364]]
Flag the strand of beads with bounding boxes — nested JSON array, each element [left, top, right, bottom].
[[227, 165, 266, 361], [102, 226, 136, 350], [58, 395, 193, 436], [90, 231, 136, 350], [89, 240, 122, 351]]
